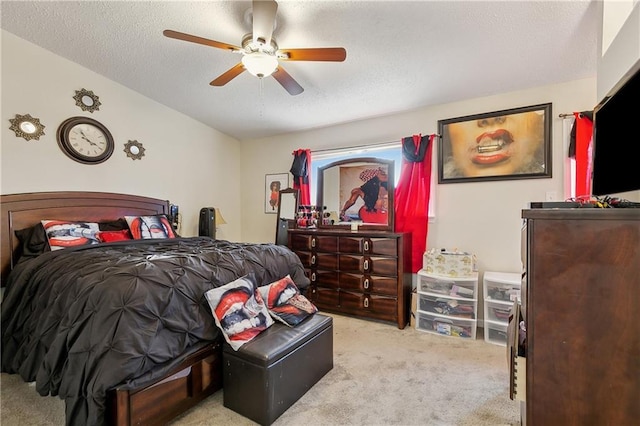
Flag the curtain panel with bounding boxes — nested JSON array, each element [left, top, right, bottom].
[[290, 149, 312, 205], [394, 134, 434, 273]]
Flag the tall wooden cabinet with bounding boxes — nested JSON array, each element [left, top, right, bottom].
[[521, 208, 640, 425], [288, 229, 411, 329]]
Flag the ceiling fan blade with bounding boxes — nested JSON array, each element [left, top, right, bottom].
[[163, 29, 240, 52], [252, 0, 278, 45], [210, 63, 246, 86], [272, 66, 304, 96], [279, 47, 347, 62]]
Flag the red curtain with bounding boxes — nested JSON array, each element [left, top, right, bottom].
[[573, 113, 594, 197], [290, 149, 311, 205], [394, 134, 434, 273]]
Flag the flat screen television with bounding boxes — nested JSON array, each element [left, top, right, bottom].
[[591, 65, 640, 196]]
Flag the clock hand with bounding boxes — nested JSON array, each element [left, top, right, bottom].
[[78, 129, 98, 146]]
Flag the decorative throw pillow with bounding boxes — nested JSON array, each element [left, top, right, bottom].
[[258, 275, 318, 327], [205, 273, 274, 351], [125, 215, 176, 240], [15, 223, 50, 260], [96, 229, 133, 243], [41, 220, 100, 251], [98, 218, 130, 231]]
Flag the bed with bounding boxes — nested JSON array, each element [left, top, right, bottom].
[[0, 191, 310, 426]]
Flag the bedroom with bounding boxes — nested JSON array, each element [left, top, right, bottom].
[[2, 1, 639, 425]]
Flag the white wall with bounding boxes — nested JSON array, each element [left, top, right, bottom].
[[1, 31, 243, 241], [598, 0, 640, 100], [240, 77, 597, 276]]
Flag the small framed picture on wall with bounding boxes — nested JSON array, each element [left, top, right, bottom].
[[265, 173, 289, 214]]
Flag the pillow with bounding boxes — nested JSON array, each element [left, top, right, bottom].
[[96, 229, 132, 243], [205, 273, 274, 351], [98, 218, 130, 231], [41, 220, 100, 251], [258, 275, 318, 327], [14, 223, 50, 260], [125, 215, 176, 240]]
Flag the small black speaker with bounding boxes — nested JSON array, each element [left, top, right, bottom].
[[199, 207, 216, 238], [276, 218, 290, 245]]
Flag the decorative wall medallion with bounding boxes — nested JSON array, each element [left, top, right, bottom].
[[73, 88, 101, 113], [9, 114, 46, 141], [124, 140, 145, 160]]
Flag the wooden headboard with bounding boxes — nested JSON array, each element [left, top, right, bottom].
[[1, 191, 169, 285]]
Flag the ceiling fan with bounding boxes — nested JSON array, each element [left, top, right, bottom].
[[163, 0, 346, 96]]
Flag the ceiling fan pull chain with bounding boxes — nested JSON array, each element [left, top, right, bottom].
[[259, 78, 265, 119]]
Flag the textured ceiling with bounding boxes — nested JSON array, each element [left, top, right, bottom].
[[1, 1, 599, 140]]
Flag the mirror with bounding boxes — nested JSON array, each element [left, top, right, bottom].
[[9, 113, 46, 141], [82, 95, 95, 107], [317, 157, 394, 231], [19, 121, 37, 134], [275, 188, 299, 245], [277, 188, 299, 220]]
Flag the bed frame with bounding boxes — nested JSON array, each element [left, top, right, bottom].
[[0, 191, 223, 426]]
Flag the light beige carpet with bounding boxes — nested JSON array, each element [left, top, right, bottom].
[[1, 313, 520, 425]]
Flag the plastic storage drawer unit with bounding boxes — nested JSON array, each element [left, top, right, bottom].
[[482, 271, 521, 346]]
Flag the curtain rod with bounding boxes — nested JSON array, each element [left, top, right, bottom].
[[558, 113, 574, 118], [311, 134, 441, 154]]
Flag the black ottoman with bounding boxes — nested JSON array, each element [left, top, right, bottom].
[[222, 313, 333, 425]]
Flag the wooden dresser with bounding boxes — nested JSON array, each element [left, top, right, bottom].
[[288, 229, 411, 328], [521, 208, 640, 425]]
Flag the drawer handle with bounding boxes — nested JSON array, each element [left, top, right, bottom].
[[363, 278, 370, 290], [311, 255, 316, 265], [363, 259, 369, 271], [364, 297, 369, 308], [311, 272, 316, 282], [364, 240, 369, 252], [311, 238, 316, 248]]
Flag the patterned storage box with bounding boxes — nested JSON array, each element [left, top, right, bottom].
[[423, 248, 477, 277]]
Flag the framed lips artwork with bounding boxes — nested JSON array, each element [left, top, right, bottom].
[[437, 103, 552, 183]]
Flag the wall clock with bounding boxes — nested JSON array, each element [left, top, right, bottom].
[[57, 116, 114, 164]]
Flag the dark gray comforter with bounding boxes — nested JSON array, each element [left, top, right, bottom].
[[1, 237, 308, 426]]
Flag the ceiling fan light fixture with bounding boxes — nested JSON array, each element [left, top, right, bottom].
[[242, 53, 278, 78]]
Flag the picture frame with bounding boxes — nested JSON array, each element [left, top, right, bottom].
[[438, 103, 552, 183], [265, 173, 289, 214]]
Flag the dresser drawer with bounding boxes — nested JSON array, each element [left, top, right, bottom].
[[290, 233, 312, 251], [290, 233, 338, 252], [310, 270, 339, 289], [296, 252, 338, 270], [339, 236, 397, 256], [339, 273, 397, 296], [339, 291, 397, 317], [339, 255, 397, 276], [307, 285, 339, 308]]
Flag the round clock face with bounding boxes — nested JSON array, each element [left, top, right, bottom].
[[57, 117, 114, 164]]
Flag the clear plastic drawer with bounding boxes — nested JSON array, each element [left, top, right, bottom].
[[418, 294, 476, 319], [416, 311, 476, 339]]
